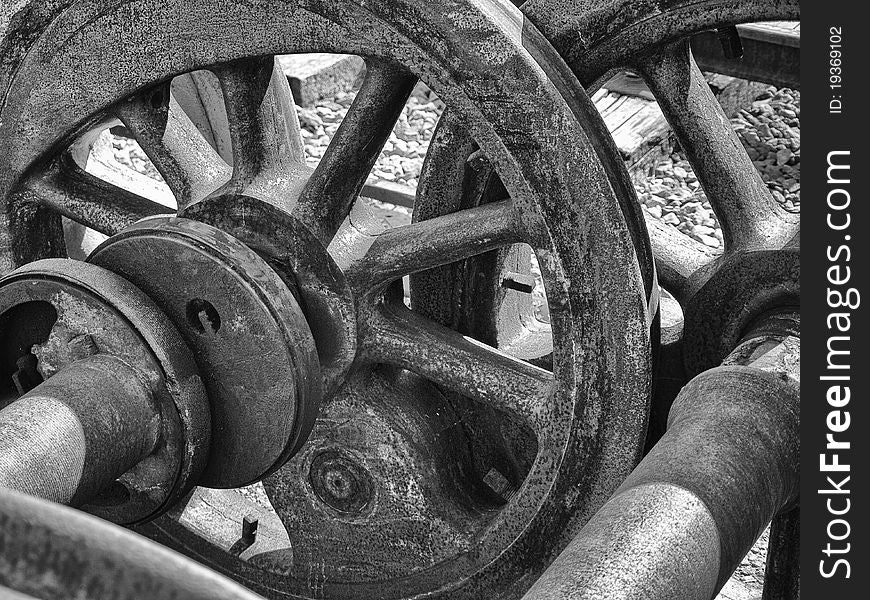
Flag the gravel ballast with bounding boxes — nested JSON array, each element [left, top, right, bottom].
[[112, 82, 799, 253]]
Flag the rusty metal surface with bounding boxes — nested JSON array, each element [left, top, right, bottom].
[[463, 6, 803, 522], [0, 1, 653, 598], [762, 507, 801, 600], [262, 367, 490, 587], [632, 40, 798, 254], [114, 82, 232, 211], [0, 1, 805, 599], [293, 58, 417, 245], [24, 153, 171, 238], [89, 216, 321, 488], [207, 57, 308, 207], [762, 509, 800, 600], [0, 259, 210, 525], [424, 0, 799, 305], [681, 247, 799, 376], [180, 197, 357, 399], [0, 486, 267, 600], [522, 311, 800, 600]]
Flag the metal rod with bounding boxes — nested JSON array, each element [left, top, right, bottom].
[[0, 486, 266, 600], [523, 311, 799, 600], [0, 354, 160, 507], [762, 508, 800, 600]]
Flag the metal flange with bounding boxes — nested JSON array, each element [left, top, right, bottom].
[[89, 216, 322, 488], [180, 195, 357, 398], [681, 247, 799, 376], [0, 259, 210, 525]]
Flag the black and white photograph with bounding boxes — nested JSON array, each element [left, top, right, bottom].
[[0, 1, 863, 598]]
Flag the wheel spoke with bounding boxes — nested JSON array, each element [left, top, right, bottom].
[[113, 84, 231, 211], [170, 70, 235, 165], [646, 216, 717, 303], [633, 40, 798, 252], [362, 304, 553, 429], [80, 125, 176, 208], [22, 155, 170, 236], [211, 56, 305, 195], [341, 200, 519, 294], [293, 59, 418, 245]]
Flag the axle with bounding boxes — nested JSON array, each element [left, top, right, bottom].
[[523, 310, 799, 600], [0, 355, 160, 506], [0, 258, 212, 525]]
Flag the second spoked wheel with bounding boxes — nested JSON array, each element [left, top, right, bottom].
[[418, 3, 801, 597], [424, 0, 801, 409], [0, 0, 654, 598]]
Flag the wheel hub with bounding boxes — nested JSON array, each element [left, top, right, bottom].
[[681, 246, 799, 376], [88, 214, 322, 488], [0, 259, 210, 524], [262, 368, 488, 582], [182, 197, 497, 582], [180, 195, 357, 397]]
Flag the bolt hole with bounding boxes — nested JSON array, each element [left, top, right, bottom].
[[186, 299, 221, 334], [88, 481, 131, 507], [1, 301, 56, 403]]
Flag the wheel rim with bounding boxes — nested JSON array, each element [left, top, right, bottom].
[[521, 0, 800, 87], [460, 1, 801, 596], [0, 1, 651, 598]]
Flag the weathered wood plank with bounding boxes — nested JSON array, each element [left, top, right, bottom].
[[277, 53, 365, 107]]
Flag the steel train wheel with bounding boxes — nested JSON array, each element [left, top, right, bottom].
[[425, 0, 800, 414], [426, 0, 800, 339], [422, 0, 800, 597], [0, 1, 652, 598]]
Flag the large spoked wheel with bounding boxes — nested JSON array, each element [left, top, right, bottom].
[[420, 0, 801, 597], [0, 1, 652, 599]]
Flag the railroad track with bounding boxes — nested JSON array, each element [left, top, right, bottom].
[[694, 21, 800, 89]]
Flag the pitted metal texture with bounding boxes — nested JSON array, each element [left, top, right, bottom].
[[89, 215, 321, 488]]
